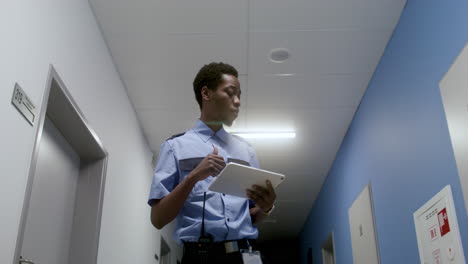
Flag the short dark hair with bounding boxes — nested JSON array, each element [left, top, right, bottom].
[[193, 62, 238, 109]]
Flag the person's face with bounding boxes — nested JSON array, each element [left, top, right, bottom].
[[203, 74, 241, 126]]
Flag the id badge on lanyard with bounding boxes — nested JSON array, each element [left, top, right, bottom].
[[240, 248, 263, 264]]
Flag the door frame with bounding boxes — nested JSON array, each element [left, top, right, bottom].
[[13, 65, 109, 264]]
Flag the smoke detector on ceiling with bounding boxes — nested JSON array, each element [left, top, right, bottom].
[[269, 48, 291, 63]]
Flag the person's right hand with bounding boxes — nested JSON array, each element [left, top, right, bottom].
[[190, 146, 226, 182]]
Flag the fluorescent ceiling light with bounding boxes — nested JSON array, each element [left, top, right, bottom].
[[265, 73, 297, 77], [232, 132, 296, 139]]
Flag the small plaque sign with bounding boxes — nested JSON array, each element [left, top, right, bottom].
[[11, 83, 36, 125]]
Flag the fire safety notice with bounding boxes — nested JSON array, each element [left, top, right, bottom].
[[438, 208, 451, 237], [414, 186, 466, 264]]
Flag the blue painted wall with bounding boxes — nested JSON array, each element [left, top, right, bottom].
[[299, 0, 468, 263]]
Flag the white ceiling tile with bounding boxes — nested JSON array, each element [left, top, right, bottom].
[[156, 0, 248, 33], [92, 0, 249, 35], [246, 73, 371, 109], [90, 0, 165, 36], [160, 33, 248, 77], [128, 76, 196, 110], [246, 75, 305, 108], [249, 0, 406, 31], [118, 32, 248, 109], [303, 30, 392, 74], [105, 33, 248, 88], [307, 73, 371, 103]]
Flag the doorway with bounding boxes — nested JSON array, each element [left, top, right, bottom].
[[322, 233, 336, 264], [14, 66, 108, 264]]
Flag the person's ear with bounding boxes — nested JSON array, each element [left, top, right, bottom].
[[201, 86, 211, 101]]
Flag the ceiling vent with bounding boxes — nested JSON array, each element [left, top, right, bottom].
[[269, 48, 290, 63]]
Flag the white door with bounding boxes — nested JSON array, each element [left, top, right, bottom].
[[20, 117, 81, 264], [348, 184, 380, 264]]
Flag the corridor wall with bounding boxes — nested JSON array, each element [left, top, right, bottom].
[[299, 0, 468, 263], [0, 1, 174, 263]]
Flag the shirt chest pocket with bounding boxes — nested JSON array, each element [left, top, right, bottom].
[[179, 157, 204, 171], [179, 157, 206, 195]]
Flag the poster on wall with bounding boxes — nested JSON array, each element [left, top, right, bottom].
[[413, 185, 466, 264]]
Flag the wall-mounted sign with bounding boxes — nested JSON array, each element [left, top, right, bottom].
[[11, 83, 36, 125], [414, 185, 466, 264]]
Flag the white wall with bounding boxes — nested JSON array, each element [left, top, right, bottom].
[[0, 1, 175, 263]]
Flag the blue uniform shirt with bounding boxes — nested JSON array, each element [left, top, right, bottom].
[[148, 120, 259, 244]]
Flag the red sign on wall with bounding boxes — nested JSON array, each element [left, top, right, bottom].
[[438, 208, 450, 237]]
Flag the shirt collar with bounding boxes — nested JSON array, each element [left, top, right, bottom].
[[193, 119, 230, 143]]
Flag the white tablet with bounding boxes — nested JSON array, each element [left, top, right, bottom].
[[208, 162, 285, 198]]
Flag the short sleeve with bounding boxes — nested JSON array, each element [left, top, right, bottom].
[[148, 141, 179, 206]]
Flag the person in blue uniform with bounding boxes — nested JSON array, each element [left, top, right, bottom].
[[148, 62, 276, 264]]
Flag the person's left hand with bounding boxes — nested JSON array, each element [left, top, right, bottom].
[[246, 180, 276, 213]]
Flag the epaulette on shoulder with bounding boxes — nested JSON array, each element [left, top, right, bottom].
[[166, 132, 185, 141]]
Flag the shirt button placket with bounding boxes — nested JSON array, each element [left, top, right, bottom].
[[223, 195, 231, 225]]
